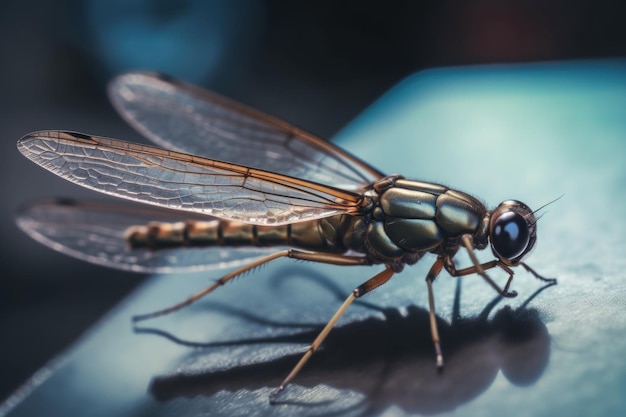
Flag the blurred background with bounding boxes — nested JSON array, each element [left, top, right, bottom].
[[0, 0, 625, 403]]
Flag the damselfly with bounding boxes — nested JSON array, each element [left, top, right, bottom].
[[16, 72, 556, 401]]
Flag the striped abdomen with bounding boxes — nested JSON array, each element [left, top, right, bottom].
[[124, 216, 351, 253]]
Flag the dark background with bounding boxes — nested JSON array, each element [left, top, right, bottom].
[[0, 0, 625, 403]]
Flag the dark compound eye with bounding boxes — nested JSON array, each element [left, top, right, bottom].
[[491, 211, 530, 260]]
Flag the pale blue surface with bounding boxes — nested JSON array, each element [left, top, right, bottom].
[[2, 60, 625, 417], [335, 60, 626, 417]]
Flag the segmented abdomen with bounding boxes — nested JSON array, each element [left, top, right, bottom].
[[124, 216, 350, 253]]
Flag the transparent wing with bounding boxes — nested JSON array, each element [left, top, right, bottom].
[[17, 131, 365, 225], [108, 72, 384, 190], [17, 199, 279, 273]]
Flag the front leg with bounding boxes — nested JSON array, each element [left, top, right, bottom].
[[444, 235, 518, 298]]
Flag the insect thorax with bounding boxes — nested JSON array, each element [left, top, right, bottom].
[[339, 176, 488, 268]]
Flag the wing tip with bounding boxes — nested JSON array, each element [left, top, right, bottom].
[[18, 130, 44, 143], [108, 71, 177, 122], [17, 130, 92, 146], [108, 71, 171, 96], [18, 130, 60, 144], [17, 131, 46, 155]]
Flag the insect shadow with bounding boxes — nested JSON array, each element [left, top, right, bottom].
[[135, 268, 555, 416]]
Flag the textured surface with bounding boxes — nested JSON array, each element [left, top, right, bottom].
[[3, 61, 625, 417]]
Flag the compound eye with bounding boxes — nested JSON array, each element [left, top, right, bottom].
[[491, 211, 530, 260]]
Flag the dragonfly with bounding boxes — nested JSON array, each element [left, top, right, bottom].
[[16, 72, 556, 402]]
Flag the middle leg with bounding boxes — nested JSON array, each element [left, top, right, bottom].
[[133, 249, 369, 321], [269, 267, 395, 403]]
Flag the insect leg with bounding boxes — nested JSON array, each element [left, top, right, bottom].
[[459, 235, 518, 298], [520, 262, 557, 284], [133, 250, 369, 321], [269, 267, 395, 403], [445, 259, 517, 294], [425, 257, 446, 367], [447, 256, 557, 290]]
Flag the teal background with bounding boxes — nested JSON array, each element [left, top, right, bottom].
[[2, 61, 625, 417]]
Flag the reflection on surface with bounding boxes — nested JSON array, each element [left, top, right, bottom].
[[136, 272, 555, 416]]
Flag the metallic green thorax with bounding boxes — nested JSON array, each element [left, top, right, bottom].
[[335, 176, 488, 269]]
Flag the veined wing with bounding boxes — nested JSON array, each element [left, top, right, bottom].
[[17, 131, 365, 225], [17, 199, 276, 273], [108, 72, 384, 190]]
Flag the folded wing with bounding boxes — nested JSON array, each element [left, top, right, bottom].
[[17, 131, 364, 225], [108, 72, 383, 190], [17, 199, 276, 273]]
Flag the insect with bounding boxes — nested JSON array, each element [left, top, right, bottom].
[[16, 72, 556, 402]]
